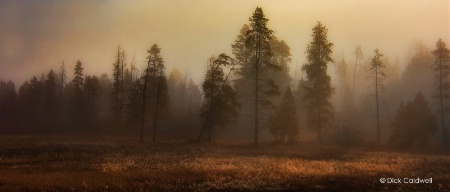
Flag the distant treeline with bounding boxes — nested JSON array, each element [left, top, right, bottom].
[[0, 7, 449, 148]]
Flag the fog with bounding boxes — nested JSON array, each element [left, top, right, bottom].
[[1, 2, 450, 190], [1, 0, 448, 85]]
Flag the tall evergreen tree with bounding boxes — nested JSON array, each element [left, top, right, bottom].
[[45, 70, 57, 111], [198, 54, 239, 142], [72, 60, 85, 129], [432, 38, 450, 147], [137, 44, 170, 142], [370, 49, 386, 145], [246, 7, 280, 145], [302, 22, 334, 142], [72, 60, 84, 93], [44, 70, 57, 130], [111, 46, 124, 124]]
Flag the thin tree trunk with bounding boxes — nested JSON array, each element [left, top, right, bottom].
[[152, 75, 162, 143], [121, 57, 124, 122], [254, 32, 260, 146], [375, 67, 380, 145], [439, 57, 449, 146], [353, 55, 357, 96], [140, 61, 150, 143]]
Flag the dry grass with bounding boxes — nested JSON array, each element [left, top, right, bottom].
[[0, 135, 449, 191]]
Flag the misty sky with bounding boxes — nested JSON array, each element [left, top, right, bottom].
[[0, 0, 448, 86]]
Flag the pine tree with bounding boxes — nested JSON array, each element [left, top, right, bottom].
[[370, 49, 386, 145], [72, 60, 85, 129], [73, 60, 84, 93], [45, 70, 57, 111], [302, 22, 334, 142], [246, 7, 280, 145], [198, 54, 239, 142], [432, 38, 450, 147], [111, 46, 124, 124], [391, 92, 437, 146], [270, 87, 298, 143], [44, 70, 57, 130], [138, 44, 170, 142]]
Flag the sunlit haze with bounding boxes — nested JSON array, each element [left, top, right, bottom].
[[0, 0, 448, 85]]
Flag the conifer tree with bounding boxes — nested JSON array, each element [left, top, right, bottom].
[[432, 38, 450, 147], [370, 49, 386, 144], [302, 22, 334, 142]]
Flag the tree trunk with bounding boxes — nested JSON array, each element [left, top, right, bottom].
[[140, 61, 150, 143], [254, 32, 260, 146], [152, 76, 162, 143], [375, 67, 380, 145], [439, 57, 449, 147]]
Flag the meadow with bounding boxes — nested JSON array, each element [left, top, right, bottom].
[[0, 135, 449, 191]]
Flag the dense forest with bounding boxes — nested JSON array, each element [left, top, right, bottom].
[[0, 7, 449, 149]]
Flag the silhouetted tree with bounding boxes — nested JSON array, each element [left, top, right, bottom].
[[432, 38, 450, 147], [246, 7, 280, 145], [98, 74, 112, 129], [73, 60, 84, 93], [44, 70, 57, 130], [370, 49, 386, 145], [302, 22, 334, 142], [391, 92, 437, 146], [232, 24, 253, 135], [0, 80, 18, 132], [137, 44, 170, 142], [269, 87, 298, 143], [353, 45, 363, 95], [58, 61, 66, 126], [127, 77, 144, 130], [198, 54, 239, 142], [84, 75, 101, 130], [147, 44, 170, 142], [111, 46, 124, 125], [72, 60, 85, 129]]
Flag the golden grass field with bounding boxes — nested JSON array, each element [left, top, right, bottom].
[[0, 135, 449, 191]]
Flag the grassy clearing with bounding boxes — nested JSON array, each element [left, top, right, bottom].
[[0, 135, 449, 191]]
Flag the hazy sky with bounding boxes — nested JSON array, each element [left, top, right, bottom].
[[0, 0, 448, 86]]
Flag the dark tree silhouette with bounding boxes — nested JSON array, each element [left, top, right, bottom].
[[269, 87, 298, 143], [432, 38, 450, 147], [391, 92, 437, 146], [246, 7, 280, 145], [112, 46, 125, 125], [370, 49, 386, 145], [302, 22, 334, 142], [0, 80, 18, 132], [44, 70, 57, 130], [137, 44, 170, 142], [198, 54, 239, 142], [72, 60, 85, 129], [84, 75, 101, 130], [58, 61, 66, 126]]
